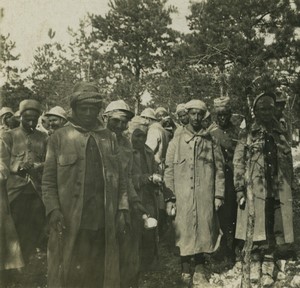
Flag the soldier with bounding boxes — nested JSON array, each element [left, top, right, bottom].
[[164, 99, 224, 287], [42, 82, 129, 288], [0, 100, 47, 265], [176, 103, 189, 127], [211, 96, 240, 261], [234, 93, 294, 283], [45, 106, 68, 134], [0, 107, 14, 135]]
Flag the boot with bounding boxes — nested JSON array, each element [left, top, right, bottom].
[[192, 264, 211, 287]]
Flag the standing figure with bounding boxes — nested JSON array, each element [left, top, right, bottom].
[[42, 82, 129, 288], [0, 100, 47, 264], [211, 96, 240, 260], [103, 100, 147, 288], [164, 99, 224, 287], [234, 93, 294, 282]]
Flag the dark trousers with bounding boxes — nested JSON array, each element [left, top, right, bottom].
[[67, 229, 105, 288], [181, 253, 205, 274], [10, 187, 45, 263]]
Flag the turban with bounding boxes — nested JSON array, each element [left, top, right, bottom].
[[104, 100, 134, 119], [185, 99, 207, 111], [140, 108, 157, 120], [0, 107, 13, 118], [128, 116, 149, 134], [213, 96, 231, 112], [253, 93, 275, 111], [46, 106, 67, 120], [70, 82, 102, 108], [176, 103, 187, 114], [19, 100, 41, 115]]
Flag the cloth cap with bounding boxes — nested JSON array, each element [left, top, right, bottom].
[[253, 92, 275, 111], [0, 107, 13, 117], [176, 103, 187, 114], [19, 100, 41, 115], [70, 82, 102, 108], [45, 106, 67, 120], [185, 99, 207, 111], [213, 96, 231, 112], [128, 116, 149, 134], [140, 108, 157, 120], [104, 100, 134, 119]]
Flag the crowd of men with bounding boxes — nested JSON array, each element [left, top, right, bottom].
[[0, 81, 295, 288]]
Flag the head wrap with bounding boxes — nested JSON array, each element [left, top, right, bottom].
[[140, 108, 157, 120], [213, 96, 231, 112], [0, 107, 13, 118], [46, 106, 68, 120], [185, 99, 207, 111], [253, 93, 275, 111], [128, 116, 149, 134], [104, 100, 134, 119], [70, 82, 102, 108], [19, 100, 41, 115], [176, 103, 187, 114], [155, 107, 168, 116]]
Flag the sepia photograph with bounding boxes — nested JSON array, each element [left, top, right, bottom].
[[1, 0, 300, 287]]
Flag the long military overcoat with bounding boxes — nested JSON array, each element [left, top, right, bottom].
[[164, 127, 225, 256], [234, 123, 294, 243], [42, 123, 128, 288]]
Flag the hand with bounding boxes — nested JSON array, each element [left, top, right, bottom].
[[214, 198, 223, 211], [132, 202, 149, 215], [19, 161, 34, 171], [236, 191, 246, 203], [149, 173, 164, 185], [49, 209, 66, 233], [166, 201, 176, 216]]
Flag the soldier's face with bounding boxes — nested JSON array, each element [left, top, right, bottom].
[[107, 116, 128, 135], [188, 108, 205, 130], [131, 129, 147, 150], [178, 111, 189, 125], [49, 115, 64, 130], [21, 110, 40, 131], [254, 103, 274, 123], [74, 104, 100, 128], [216, 111, 231, 128]]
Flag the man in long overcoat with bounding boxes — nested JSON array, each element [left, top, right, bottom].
[[164, 99, 225, 287], [42, 82, 129, 288], [234, 93, 294, 281]]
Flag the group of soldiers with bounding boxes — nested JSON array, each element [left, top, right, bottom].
[[0, 81, 295, 288]]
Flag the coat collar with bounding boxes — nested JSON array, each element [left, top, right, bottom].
[[183, 125, 211, 143], [69, 119, 105, 133]]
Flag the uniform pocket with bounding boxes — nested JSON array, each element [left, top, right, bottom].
[[58, 154, 78, 166]]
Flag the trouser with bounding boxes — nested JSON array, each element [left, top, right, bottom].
[[10, 186, 45, 263], [67, 229, 105, 288]]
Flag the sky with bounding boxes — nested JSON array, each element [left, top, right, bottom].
[[1, 0, 192, 68]]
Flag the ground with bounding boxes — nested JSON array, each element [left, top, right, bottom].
[[4, 148, 300, 288]]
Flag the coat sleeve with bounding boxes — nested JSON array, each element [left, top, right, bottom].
[[114, 137, 129, 211], [127, 151, 141, 204], [233, 131, 247, 193], [163, 138, 176, 199], [42, 134, 60, 217], [213, 140, 225, 199], [0, 132, 12, 178]]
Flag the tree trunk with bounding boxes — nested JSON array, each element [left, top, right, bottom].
[[241, 156, 255, 288]]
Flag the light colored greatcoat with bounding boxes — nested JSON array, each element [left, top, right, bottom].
[[164, 126, 225, 256], [234, 122, 294, 243], [42, 123, 128, 288]]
